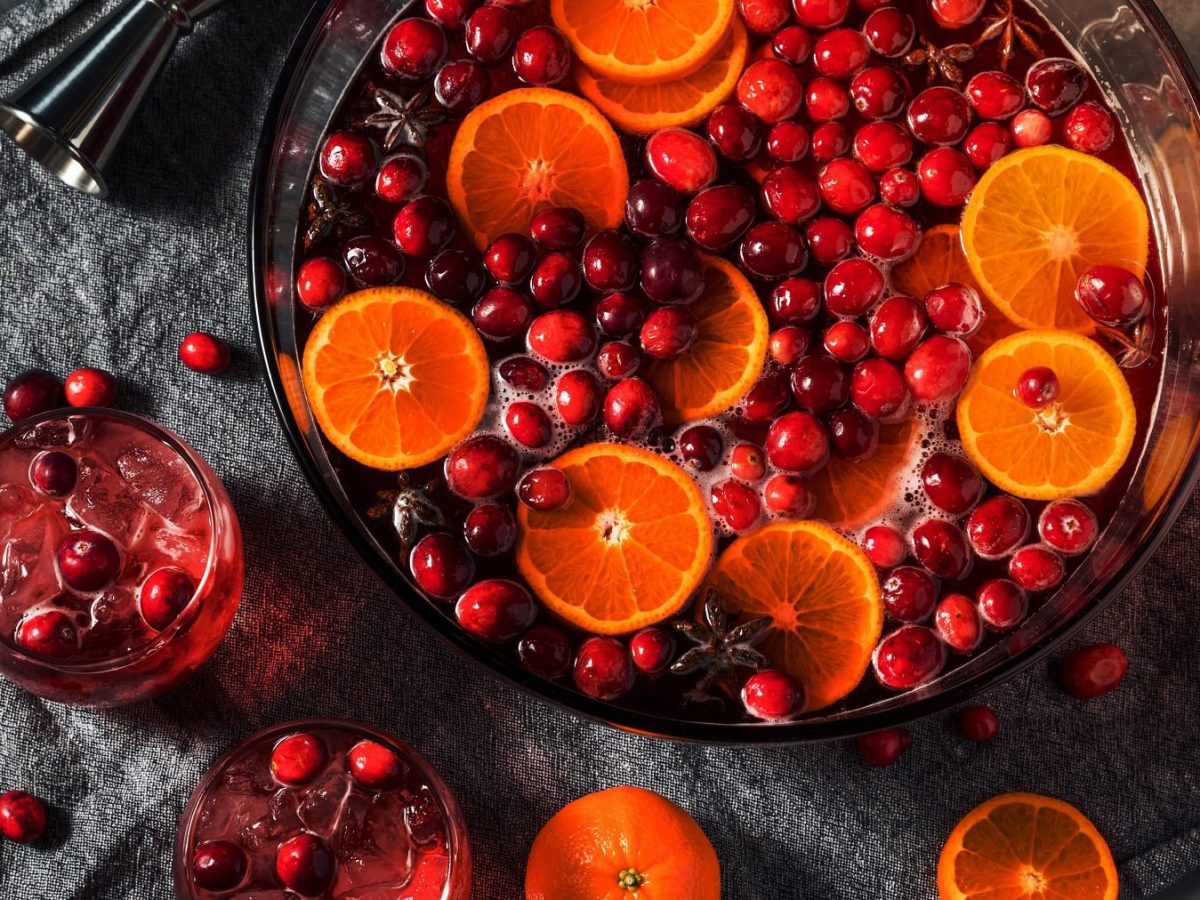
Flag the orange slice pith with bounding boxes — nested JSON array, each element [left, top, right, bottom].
[[891, 223, 1020, 357], [446, 88, 628, 250], [301, 287, 489, 470], [703, 521, 882, 712], [551, 0, 736, 85], [810, 420, 919, 529], [576, 20, 748, 134], [516, 443, 713, 635], [938, 792, 1118, 900], [957, 330, 1136, 501], [642, 254, 769, 425], [961, 146, 1150, 335]]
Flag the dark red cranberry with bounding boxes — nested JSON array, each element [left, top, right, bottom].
[[738, 0, 791, 33], [465, 4, 518, 63], [805, 216, 854, 265], [807, 76, 850, 122], [790, 354, 849, 413], [743, 374, 792, 422], [583, 231, 639, 293], [376, 152, 428, 204], [823, 320, 870, 363], [596, 292, 645, 337], [504, 401, 553, 449], [917, 147, 976, 207], [271, 733, 329, 787], [818, 157, 875, 216], [856, 727, 913, 767], [179, 332, 232, 375], [485, 233, 536, 284], [530, 206, 585, 250], [381, 17, 448, 80], [729, 442, 766, 482], [343, 235, 404, 286], [738, 59, 806, 124], [474, 286, 534, 340], [518, 625, 573, 679], [879, 166, 923, 209], [907, 86, 972, 145], [1075, 265, 1149, 326], [646, 128, 719, 193], [765, 410, 829, 474], [929, 0, 985, 27], [678, 425, 723, 472], [574, 637, 635, 700], [793, 0, 848, 28], [920, 452, 983, 515], [766, 121, 811, 162], [1015, 366, 1059, 409], [869, 297, 926, 359], [742, 669, 805, 721], [1025, 57, 1087, 115], [934, 592, 982, 652], [851, 357, 908, 419], [976, 577, 1028, 630], [966, 71, 1024, 121], [772, 25, 814, 64], [456, 579, 536, 641], [640, 307, 697, 360], [527, 310, 596, 362], [57, 529, 120, 591], [192, 840, 247, 891], [813, 28, 869, 79], [434, 59, 489, 112], [464, 503, 517, 557], [425, 0, 475, 29], [446, 435, 521, 498], [556, 369, 603, 427], [276, 834, 335, 895], [625, 179, 684, 238], [1038, 499, 1098, 555], [829, 407, 878, 458], [597, 341, 641, 380], [962, 122, 1012, 169], [518, 467, 572, 511], [863, 524, 906, 568], [410, 532, 475, 600], [296, 257, 346, 311], [873, 624, 946, 689], [640, 238, 704, 304], [912, 518, 972, 580], [958, 704, 999, 742], [810, 121, 851, 163], [966, 496, 1030, 559], [1008, 544, 1065, 592], [863, 7, 914, 57], [1064, 102, 1115, 153], [513, 25, 571, 85], [763, 473, 815, 517], [904, 336, 971, 403], [394, 195, 456, 258], [770, 277, 822, 323], [760, 168, 821, 226], [529, 252, 583, 309], [855, 203, 918, 261], [138, 567, 194, 631], [1011, 108, 1053, 147], [319, 130, 375, 186], [348, 740, 404, 790], [850, 68, 908, 121], [706, 104, 764, 161], [711, 479, 763, 532], [770, 326, 811, 365], [924, 283, 983, 335], [426, 249, 487, 305], [4, 370, 64, 423], [881, 566, 937, 622], [1058, 643, 1128, 699], [498, 355, 548, 391], [740, 222, 808, 279], [15, 610, 78, 659], [604, 378, 660, 439], [31, 451, 77, 496], [853, 121, 913, 173], [630, 627, 675, 675]]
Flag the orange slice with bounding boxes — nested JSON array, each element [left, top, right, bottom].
[[891, 223, 1020, 356], [516, 443, 713, 635], [810, 420, 919, 528], [938, 792, 1118, 900], [301, 287, 489, 470], [551, 0, 735, 85], [703, 521, 882, 711], [961, 146, 1149, 334], [446, 88, 628, 249], [642, 255, 769, 425], [576, 21, 748, 134], [957, 330, 1136, 500]]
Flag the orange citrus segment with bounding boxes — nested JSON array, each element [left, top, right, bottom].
[[702, 521, 882, 711], [961, 146, 1149, 334], [516, 443, 713, 635], [576, 20, 748, 134], [551, 0, 736, 85], [957, 330, 1136, 500], [810, 420, 918, 528], [891, 223, 1020, 356], [446, 88, 628, 249], [938, 792, 1118, 900], [642, 255, 769, 425], [301, 287, 489, 470]]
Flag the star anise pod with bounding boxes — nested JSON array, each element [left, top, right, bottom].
[[1097, 319, 1155, 369], [355, 85, 446, 153], [973, 0, 1044, 69], [366, 472, 445, 552], [303, 175, 369, 250], [903, 40, 975, 85], [670, 590, 771, 699]]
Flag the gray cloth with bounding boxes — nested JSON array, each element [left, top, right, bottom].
[[1, 1, 1199, 898]]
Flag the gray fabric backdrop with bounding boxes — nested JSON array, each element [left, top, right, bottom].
[[0, 1, 1198, 898]]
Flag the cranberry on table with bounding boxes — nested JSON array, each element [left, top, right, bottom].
[[1025, 57, 1087, 115], [976, 577, 1028, 630], [434, 59, 490, 112], [138, 567, 194, 631], [464, 503, 517, 557], [1015, 366, 1059, 409], [760, 168, 821, 226], [706, 103, 764, 161], [425, 0, 476, 30], [276, 833, 336, 895], [873, 624, 946, 690], [863, 7, 914, 58], [348, 739, 404, 790], [791, 355, 850, 413], [711, 479, 763, 532], [881, 565, 938, 623], [446, 434, 521, 498], [863, 524, 906, 569], [924, 282, 983, 335], [4, 370, 64, 422], [179, 332, 233, 375], [530, 206, 585, 250], [851, 357, 909, 420], [772, 25, 814, 64], [934, 592, 983, 653], [410, 532, 475, 600], [1011, 108, 1053, 147], [958, 705, 1000, 742], [810, 121, 851, 163], [394, 195, 456, 258], [966, 70, 1024, 120], [929, 0, 985, 28], [456, 579, 537, 642], [192, 840, 247, 891], [573, 636, 635, 700], [849, 67, 908, 121], [518, 467, 573, 511], [1008, 544, 1065, 592], [740, 222, 808, 279], [556, 369, 603, 427], [769, 326, 810, 365], [818, 157, 875, 216], [770, 277, 822, 323], [57, 529, 120, 591], [630, 627, 675, 675], [296, 257, 346, 311], [823, 320, 870, 364], [640, 238, 705, 304], [856, 727, 913, 767], [474, 286, 534, 340], [1058, 643, 1128, 700], [319, 130, 375, 186], [1039, 499, 1098, 555], [813, 28, 869, 79], [61, 367, 118, 410], [376, 152, 428, 204], [917, 147, 976, 207], [518, 625, 573, 679], [765, 410, 830, 474], [792, 0, 849, 30], [604, 378, 660, 439], [912, 518, 972, 581], [343, 235, 404, 286], [583, 231, 639, 293], [805, 216, 853, 265], [271, 733, 329, 787], [513, 25, 572, 85], [766, 121, 811, 163], [678, 425, 724, 472], [530, 252, 583, 309], [904, 336, 971, 403], [967, 496, 1030, 559], [764, 473, 815, 517], [737, 59, 805, 124], [465, 4, 518, 63], [15, 610, 78, 659], [963, 122, 1012, 169], [640, 307, 697, 360], [738, 0, 791, 34], [381, 17, 448, 80], [528, 310, 596, 363], [920, 452, 984, 515], [626, 179, 684, 238], [596, 292, 645, 337], [870, 296, 926, 360], [907, 86, 972, 145], [499, 355, 549, 391], [742, 669, 805, 721], [426, 249, 487, 306], [743, 374, 792, 422], [1075, 264, 1149, 326], [598, 341, 641, 380], [31, 451, 77, 496]]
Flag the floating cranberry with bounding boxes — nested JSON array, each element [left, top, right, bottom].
[[625, 179, 684, 238], [4, 370, 63, 423], [434, 59, 489, 112], [556, 369, 602, 427], [711, 479, 763, 532], [425, 0, 475, 29], [630, 627, 675, 675], [394, 196, 456, 258], [965, 70, 1023, 120], [57, 529, 120, 591], [1025, 57, 1087, 115], [772, 25, 814, 64], [465, 4, 518, 62], [343, 235, 404, 286], [706, 104, 764, 161], [687, 182, 759, 249], [179, 332, 232, 375], [881, 565, 938, 622], [792, 0, 848, 27], [446, 435, 521, 498], [790, 354, 849, 413], [823, 320, 870, 364], [743, 374, 792, 422], [484, 233, 536, 284], [410, 532, 475, 599], [807, 76, 851, 122], [518, 625, 572, 679], [738, 59, 805, 124], [518, 467, 572, 511], [738, 0, 791, 33], [640, 238, 705, 304], [376, 152, 428, 204], [976, 578, 1028, 630], [962, 122, 1012, 169], [907, 86, 972, 145], [529, 252, 583, 309], [640, 308, 697, 360], [504, 402, 552, 449], [464, 503, 517, 557], [761, 168, 822, 226], [528, 310, 596, 362], [319, 130, 375, 187], [139, 567, 194, 631], [813, 28, 869, 79], [427, 250, 486, 306], [348, 740, 404, 791], [765, 410, 830, 475], [869, 296, 926, 359], [924, 283, 983, 335], [30, 451, 77, 496], [530, 206, 585, 250], [1008, 544, 1065, 592], [1058, 643, 1128, 699], [729, 443, 767, 481], [742, 669, 805, 721], [771, 277, 823, 323], [917, 147, 976, 207], [581, 231, 636, 293], [863, 524, 906, 568], [740, 222, 808, 279], [381, 17, 448, 80], [1039, 499, 1098, 555], [456, 579, 536, 641], [805, 216, 854, 266], [857, 727, 913, 767], [934, 592, 982, 653], [1011, 108, 1053, 147], [920, 452, 983, 515], [678, 425, 723, 472], [958, 704, 999, 742], [912, 518, 972, 580], [276, 833, 336, 895], [1075, 264, 1149, 326], [863, 7, 914, 57], [271, 733, 328, 787], [851, 69, 909, 122], [904, 336, 971, 403], [499, 356, 549, 391], [15, 610, 78, 659], [604, 378, 660, 439], [1015, 366, 1059, 409], [473, 286, 534, 340], [851, 357, 908, 420], [513, 25, 571, 85], [296, 257, 346, 311], [764, 473, 815, 517], [818, 157, 875, 216], [873, 624, 946, 689], [646, 128, 719, 193], [595, 292, 645, 337], [573, 636, 635, 700], [770, 326, 811, 365], [929, 0, 985, 28], [810, 121, 851, 162], [856, 203, 918, 260], [854, 121, 913, 172], [192, 840, 247, 891], [597, 341, 641, 380], [966, 496, 1030, 559], [1065, 101, 1115, 153], [766, 121, 811, 162]]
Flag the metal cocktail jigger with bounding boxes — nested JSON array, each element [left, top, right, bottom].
[[0, 0, 228, 198]]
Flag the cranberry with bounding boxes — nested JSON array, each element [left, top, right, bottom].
[[427, 249, 487, 306], [604, 378, 660, 439], [818, 158, 874, 217], [772, 25, 814, 64], [574, 636, 635, 700], [271, 733, 328, 787], [863, 524, 906, 568], [679, 424, 724, 471], [711, 479, 763, 532], [738, 59, 805, 124], [792, 0, 849, 30], [1065, 102, 1115, 153], [856, 727, 913, 767], [929, 0, 985, 28], [178, 332, 232, 375], [850, 68, 909, 121], [823, 320, 870, 363], [706, 104, 764, 161], [765, 410, 830, 474], [434, 59, 489, 112], [499, 355, 549, 391], [192, 840, 247, 890], [1015, 366, 1059, 409], [595, 292, 645, 337], [1025, 57, 1087, 115], [61, 371, 118, 414], [810, 121, 851, 162], [597, 341, 641, 380], [904, 336, 971, 403], [138, 567, 194, 631], [976, 577, 1028, 630], [766, 121, 811, 162], [504, 401, 553, 449], [456, 579, 535, 641], [962, 122, 1012, 169], [761, 168, 822, 226], [855, 203, 919, 261], [530, 206, 585, 250], [485, 233, 536, 284], [873, 624, 946, 689], [863, 7, 914, 57], [15, 610, 78, 659], [4, 370, 63, 423], [343, 235, 404, 286], [805, 216, 854, 265], [917, 147, 976, 207], [924, 283, 983, 335], [630, 627, 675, 674], [741, 222, 808, 279], [296, 257, 345, 311], [513, 25, 571, 85], [958, 704, 999, 742], [31, 451, 77, 496], [446, 435, 521, 498], [1039, 499, 1098, 555], [830, 407, 878, 458], [409, 532, 475, 599], [381, 17, 448, 80], [426, 0, 475, 29], [881, 566, 938, 622], [348, 740, 404, 790], [464, 503, 517, 556], [376, 152, 428, 204], [640, 307, 697, 360], [851, 357, 908, 420], [742, 669, 805, 721], [966, 70, 1023, 120], [1008, 544, 1065, 592], [920, 452, 983, 515], [465, 4, 518, 62], [646, 128, 719, 193], [813, 28, 869, 79], [57, 529, 120, 591], [626, 179, 684, 238], [394, 196, 456, 258], [738, 0, 791, 33], [967, 496, 1030, 559], [912, 518, 972, 580], [1011, 108, 1053, 147], [319, 130, 375, 186], [934, 592, 982, 652], [530, 252, 583, 309], [869, 296, 926, 359], [528, 310, 596, 362], [764, 473, 815, 517], [770, 277, 822, 323], [474, 286, 534, 340], [556, 369, 603, 427], [790, 354, 849, 413], [853, 123, 913, 176], [276, 833, 336, 895], [743, 374, 792, 422], [1058, 643, 1128, 700], [518, 467, 572, 511], [770, 326, 811, 365], [640, 238, 704, 304], [518, 625, 572, 679], [1075, 264, 1149, 326], [806, 76, 850, 122], [729, 443, 767, 482], [907, 87, 972, 145]]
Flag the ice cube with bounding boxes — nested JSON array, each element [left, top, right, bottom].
[[220, 755, 276, 797], [404, 787, 444, 847], [241, 788, 304, 851], [0, 484, 36, 524], [0, 506, 67, 605], [338, 792, 414, 891], [115, 443, 201, 520], [12, 416, 90, 450], [298, 770, 352, 837], [67, 457, 147, 542]]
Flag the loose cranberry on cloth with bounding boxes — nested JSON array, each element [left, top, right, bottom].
[[1, 3, 1199, 899]]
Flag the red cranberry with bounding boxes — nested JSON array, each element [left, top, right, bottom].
[[792, 0, 849, 30], [426, 0, 475, 29], [1011, 108, 1053, 147], [582, 231, 638, 293], [823, 320, 870, 363], [427, 249, 487, 306], [967, 496, 1030, 559], [738, 59, 805, 124], [855, 203, 919, 260], [810, 121, 851, 163], [920, 452, 983, 515], [276, 834, 335, 895], [376, 152, 428, 204], [465, 4, 518, 62], [530, 206, 585, 250], [765, 410, 830, 474], [976, 577, 1028, 630], [518, 625, 572, 679], [597, 341, 641, 380], [873, 624, 946, 689], [850, 68, 909, 121], [770, 326, 811, 365], [1075, 264, 1149, 326], [271, 733, 329, 787], [813, 28, 869, 79], [394, 195, 456, 258], [869, 296, 926, 359], [711, 479, 763, 532], [924, 283, 983, 335], [1065, 101, 1115, 153], [499, 355, 549, 391], [790, 354, 849, 413], [348, 740, 403, 790], [513, 25, 571, 85], [770, 277, 822, 323], [934, 592, 982, 652], [805, 216, 854, 265], [640, 307, 697, 360], [966, 70, 1024, 120], [640, 238, 704, 304], [504, 402, 552, 449], [1025, 57, 1087, 115], [857, 727, 913, 767], [381, 18, 448, 80], [764, 473, 815, 517], [464, 503, 517, 556], [917, 147, 976, 207], [818, 158, 875, 216], [410, 532, 475, 599], [343, 235, 404, 286], [485, 233, 536, 284], [740, 222, 808, 279], [863, 524, 906, 568], [851, 357, 908, 420], [179, 332, 232, 375], [57, 529, 120, 591], [31, 451, 77, 496], [15, 610, 78, 659], [863, 7, 914, 57], [456, 579, 536, 641], [806, 76, 850, 122], [319, 130, 375, 187], [192, 840, 247, 891], [1058, 643, 1128, 699], [630, 627, 675, 675], [604, 378, 660, 439], [596, 292, 645, 337], [679, 424, 724, 471], [830, 407, 878, 458], [742, 669, 805, 721], [446, 435, 521, 498], [646, 128, 719, 193], [772, 25, 814, 64], [138, 567, 194, 631], [296, 257, 346, 311], [761, 168, 822, 226], [738, 0, 791, 33], [853, 122, 913, 174], [912, 518, 972, 580], [1039, 499, 1098, 555], [1015, 366, 1059, 409], [743, 374, 793, 422], [907, 86, 972, 145], [958, 705, 999, 742], [729, 443, 767, 481], [625, 179, 684, 238], [434, 59, 489, 112], [573, 636, 635, 700], [904, 336, 971, 403], [530, 252, 583, 309], [4, 370, 63, 423], [929, 0, 985, 28], [706, 104, 764, 161], [766, 121, 811, 162], [962, 122, 1012, 169], [518, 467, 572, 511], [881, 565, 938, 622], [1008, 544, 1065, 592], [556, 369, 603, 427], [528, 310, 596, 363], [474, 286, 534, 340]]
